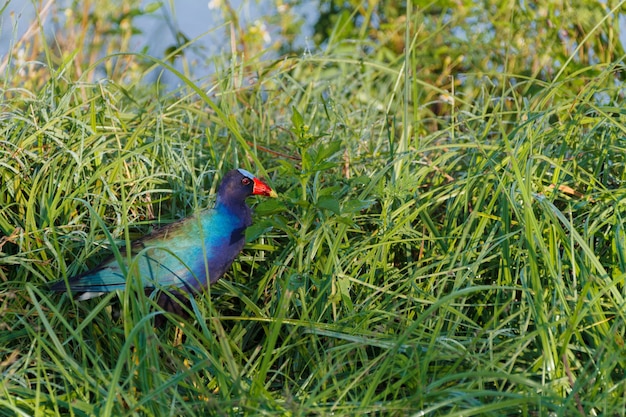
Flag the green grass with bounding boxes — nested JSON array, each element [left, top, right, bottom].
[[2, 1, 626, 416]]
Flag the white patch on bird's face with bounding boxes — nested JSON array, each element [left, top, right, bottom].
[[237, 168, 255, 179]]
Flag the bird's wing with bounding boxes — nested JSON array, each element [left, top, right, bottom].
[[52, 213, 214, 295]]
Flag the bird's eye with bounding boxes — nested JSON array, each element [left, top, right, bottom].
[[242, 178, 251, 186]]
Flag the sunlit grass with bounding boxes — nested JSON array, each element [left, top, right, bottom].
[[2, 1, 626, 416]]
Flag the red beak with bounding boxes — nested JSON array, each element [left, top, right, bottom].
[[252, 177, 278, 198]]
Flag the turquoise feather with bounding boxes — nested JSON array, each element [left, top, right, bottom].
[[50, 169, 277, 302]]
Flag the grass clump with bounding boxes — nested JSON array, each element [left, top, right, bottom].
[[2, 1, 626, 416]]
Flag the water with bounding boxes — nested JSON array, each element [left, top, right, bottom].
[[0, 0, 318, 86]]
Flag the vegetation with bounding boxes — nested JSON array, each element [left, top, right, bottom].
[[1, 0, 626, 415]]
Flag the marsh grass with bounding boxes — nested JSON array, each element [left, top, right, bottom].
[[2, 1, 626, 416]]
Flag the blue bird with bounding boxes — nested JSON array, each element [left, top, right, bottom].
[[50, 168, 277, 315]]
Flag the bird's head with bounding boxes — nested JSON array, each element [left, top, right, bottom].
[[238, 168, 278, 198], [217, 169, 278, 207]]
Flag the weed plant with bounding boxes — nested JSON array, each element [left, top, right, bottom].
[[1, 1, 626, 416]]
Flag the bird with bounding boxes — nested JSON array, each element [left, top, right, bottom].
[[50, 168, 277, 319]]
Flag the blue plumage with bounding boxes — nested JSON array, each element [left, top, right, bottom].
[[51, 169, 277, 304]]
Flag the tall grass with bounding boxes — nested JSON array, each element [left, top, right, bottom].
[[2, 1, 626, 416]]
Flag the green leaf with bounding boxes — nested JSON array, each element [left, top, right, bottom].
[[343, 198, 375, 213], [291, 106, 304, 130], [316, 195, 341, 215], [144, 2, 162, 13], [245, 221, 274, 242], [254, 198, 285, 216], [313, 140, 342, 165]]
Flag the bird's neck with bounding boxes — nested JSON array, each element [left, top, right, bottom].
[[215, 197, 252, 227]]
